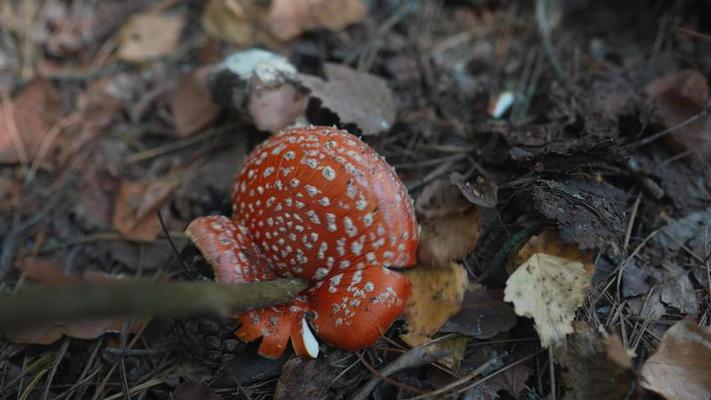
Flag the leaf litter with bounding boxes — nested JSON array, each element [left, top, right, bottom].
[[1, 1, 710, 399]]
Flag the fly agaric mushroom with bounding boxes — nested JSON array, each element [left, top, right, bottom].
[[186, 126, 418, 358]]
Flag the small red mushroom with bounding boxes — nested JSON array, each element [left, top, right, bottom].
[[186, 126, 418, 358]]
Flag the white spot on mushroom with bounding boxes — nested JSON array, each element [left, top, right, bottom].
[[322, 166, 336, 180], [364, 282, 374, 292], [284, 151, 296, 160], [313, 267, 330, 280], [290, 178, 300, 188], [263, 167, 275, 178], [306, 210, 321, 225], [305, 185, 319, 197], [343, 216, 357, 237], [351, 241, 363, 256], [362, 213, 373, 227], [271, 144, 286, 155], [319, 197, 330, 206], [326, 213, 337, 232]]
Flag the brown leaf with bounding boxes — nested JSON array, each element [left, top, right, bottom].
[[298, 63, 396, 135], [274, 357, 335, 400], [0, 79, 62, 164], [417, 206, 481, 268], [118, 13, 185, 63], [450, 171, 498, 208], [643, 69, 711, 158], [557, 322, 637, 400], [113, 177, 179, 240], [511, 229, 594, 274], [401, 262, 469, 347], [171, 67, 220, 137], [415, 179, 470, 219], [263, 0, 367, 41], [641, 320, 711, 400], [440, 283, 517, 339]]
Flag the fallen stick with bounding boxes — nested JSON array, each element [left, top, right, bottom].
[[0, 279, 306, 330]]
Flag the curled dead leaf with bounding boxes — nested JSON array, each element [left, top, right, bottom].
[[401, 262, 469, 347]]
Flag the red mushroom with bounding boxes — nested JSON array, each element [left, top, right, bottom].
[[185, 126, 418, 358]]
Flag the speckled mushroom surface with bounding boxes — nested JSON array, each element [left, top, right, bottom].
[[185, 126, 418, 358]]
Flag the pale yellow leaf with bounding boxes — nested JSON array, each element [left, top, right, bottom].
[[504, 253, 591, 347]]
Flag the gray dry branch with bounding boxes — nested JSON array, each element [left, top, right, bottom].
[[0, 279, 306, 330]]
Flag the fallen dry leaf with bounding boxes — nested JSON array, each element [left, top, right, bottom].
[[201, 0, 261, 46], [8, 257, 143, 344], [510, 229, 593, 274], [417, 206, 481, 268], [0, 79, 62, 164], [557, 322, 638, 400], [401, 262, 469, 347], [201, 0, 366, 45], [113, 177, 180, 240], [171, 67, 220, 137], [262, 0, 367, 42], [644, 69, 711, 158], [504, 253, 592, 347], [440, 283, 517, 340], [298, 63, 396, 135], [118, 12, 185, 63], [640, 320, 711, 400], [415, 179, 471, 219], [450, 171, 498, 209]]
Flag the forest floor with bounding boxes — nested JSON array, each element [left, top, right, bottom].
[[0, 0, 710, 399]]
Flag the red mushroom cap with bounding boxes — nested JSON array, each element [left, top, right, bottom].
[[186, 125, 418, 357]]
